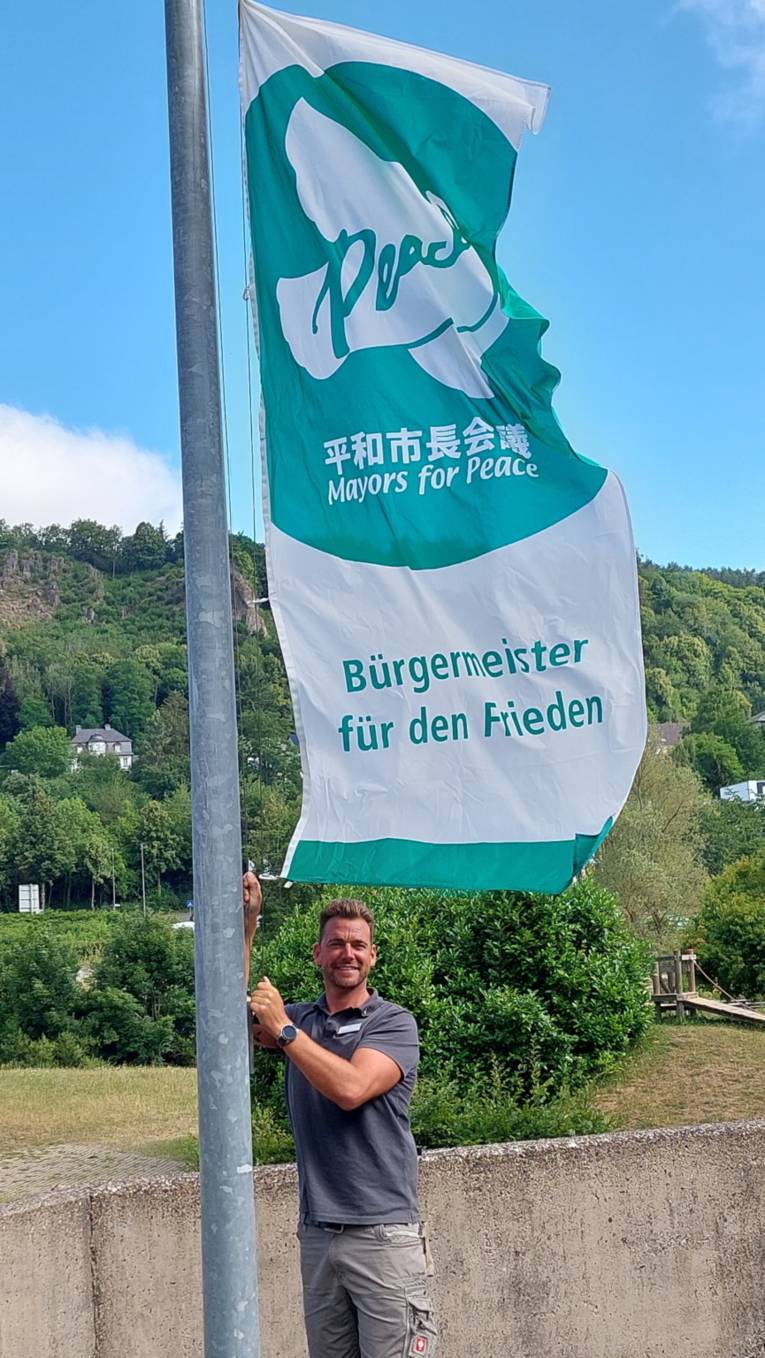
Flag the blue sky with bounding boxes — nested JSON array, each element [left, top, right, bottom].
[[1, 0, 763, 567]]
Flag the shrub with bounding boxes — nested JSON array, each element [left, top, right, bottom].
[[689, 850, 765, 997], [410, 1070, 609, 1148], [252, 1103, 296, 1164], [85, 913, 196, 1063], [249, 878, 650, 1152], [0, 931, 80, 1042], [82, 987, 176, 1064], [0, 930, 92, 1065]]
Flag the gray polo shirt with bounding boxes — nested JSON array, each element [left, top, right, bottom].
[[283, 989, 420, 1225]]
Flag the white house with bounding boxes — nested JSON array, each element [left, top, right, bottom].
[[71, 723, 134, 771], [719, 780, 765, 804]]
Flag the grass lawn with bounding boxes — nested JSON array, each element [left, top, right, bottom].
[[2, 1018, 764, 1169], [593, 1018, 765, 1130], [0, 1066, 198, 1158]]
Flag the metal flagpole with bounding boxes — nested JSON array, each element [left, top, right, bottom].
[[163, 2, 261, 1355]]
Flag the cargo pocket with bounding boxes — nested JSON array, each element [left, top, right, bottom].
[[405, 1287, 437, 1358]]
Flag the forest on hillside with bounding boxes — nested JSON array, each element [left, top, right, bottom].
[[0, 516, 764, 922]]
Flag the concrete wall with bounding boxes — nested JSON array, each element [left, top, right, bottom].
[[3, 1120, 765, 1358]]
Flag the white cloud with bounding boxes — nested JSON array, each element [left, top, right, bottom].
[[0, 405, 182, 534], [678, 0, 765, 123]]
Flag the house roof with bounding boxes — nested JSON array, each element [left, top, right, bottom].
[[750, 711, 765, 725], [71, 725, 132, 749], [656, 721, 685, 749]]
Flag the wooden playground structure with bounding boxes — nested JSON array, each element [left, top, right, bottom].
[[652, 951, 765, 1025]]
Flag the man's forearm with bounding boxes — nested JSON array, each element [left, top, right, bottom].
[[242, 872, 262, 991], [244, 925, 257, 992], [284, 1030, 368, 1111]]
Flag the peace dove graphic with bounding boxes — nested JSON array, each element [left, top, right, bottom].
[[276, 101, 508, 399]]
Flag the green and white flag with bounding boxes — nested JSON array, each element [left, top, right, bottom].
[[240, 1, 646, 892]]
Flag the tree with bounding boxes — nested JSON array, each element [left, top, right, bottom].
[[644, 666, 681, 721], [137, 800, 182, 896], [68, 519, 122, 572], [71, 659, 105, 728], [0, 660, 20, 748], [1, 725, 71, 779], [0, 931, 84, 1063], [163, 785, 192, 884], [85, 914, 196, 1063], [242, 780, 300, 885], [104, 659, 154, 740], [37, 523, 70, 552], [237, 639, 301, 792], [133, 643, 187, 704], [673, 732, 744, 794], [56, 796, 118, 907], [120, 521, 168, 572], [690, 687, 765, 777], [700, 798, 765, 877], [689, 851, 765, 998], [16, 696, 54, 730], [594, 737, 710, 946], [133, 693, 189, 798], [0, 792, 20, 903], [65, 752, 141, 828], [9, 783, 77, 906]]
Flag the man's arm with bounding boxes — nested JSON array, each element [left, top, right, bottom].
[[243, 873, 281, 1051], [249, 978, 402, 1111], [242, 871, 262, 993]]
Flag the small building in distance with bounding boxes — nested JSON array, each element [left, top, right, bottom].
[[655, 721, 685, 753], [720, 780, 765, 804], [750, 711, 765, 727], [71, 723, 133, 771]]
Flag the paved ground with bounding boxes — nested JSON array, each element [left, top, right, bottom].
[[0, 1143, 189, 1203]]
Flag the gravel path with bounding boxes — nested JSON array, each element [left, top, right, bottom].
[[0, 1143, 190, 1203]]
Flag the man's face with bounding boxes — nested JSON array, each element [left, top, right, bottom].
[[313, 917, 377, 992]]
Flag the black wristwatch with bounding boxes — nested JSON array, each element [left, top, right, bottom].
[[276, 1023, 298, 1048]]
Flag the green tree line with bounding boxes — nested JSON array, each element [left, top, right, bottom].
[[0, 521, 764, 959]]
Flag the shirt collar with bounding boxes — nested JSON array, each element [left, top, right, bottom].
[[314, 987, 382, 1018]]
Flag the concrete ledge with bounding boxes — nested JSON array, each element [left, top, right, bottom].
[[89, 1165, 301, 1358], [0, 1187, 95, 1358], [2, 1121, 765, 1358], [421, 1121, 765, 1358]]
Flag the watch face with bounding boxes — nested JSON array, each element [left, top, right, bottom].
[[278, 1024, 297, 1046]]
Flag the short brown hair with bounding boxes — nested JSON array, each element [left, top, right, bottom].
[[318, 898, 375, 941]]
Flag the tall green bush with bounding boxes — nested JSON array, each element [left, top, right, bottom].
[[84, 913, 196, 1063], [249, 879, 650, 1145], [689, 850, 765, 997], [0, 931, 84, 1064]]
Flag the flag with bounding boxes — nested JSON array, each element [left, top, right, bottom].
[[239, 1, 646, 892]]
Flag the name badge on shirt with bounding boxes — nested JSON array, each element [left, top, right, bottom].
[[337, 1021, 362, 1034]]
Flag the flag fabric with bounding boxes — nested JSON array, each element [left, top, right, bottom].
[[239, 1, 646, 892]]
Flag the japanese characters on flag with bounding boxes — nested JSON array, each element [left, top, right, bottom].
[[239, 1, 646, 890]]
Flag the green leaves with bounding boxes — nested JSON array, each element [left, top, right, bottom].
[[250, 878, 651, 1144], [689, 850, 765, 998], [2, 724, 71, 778]]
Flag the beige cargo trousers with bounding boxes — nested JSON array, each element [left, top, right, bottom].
[[298, 1222, 437, 1358]]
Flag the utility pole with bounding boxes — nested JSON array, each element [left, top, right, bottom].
[[163, 2, 261, 1355]]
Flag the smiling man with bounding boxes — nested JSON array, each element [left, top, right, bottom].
[[244, 874, 436, 1358]]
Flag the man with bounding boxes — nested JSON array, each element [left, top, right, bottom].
[[243, 872, 436, 1358]]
